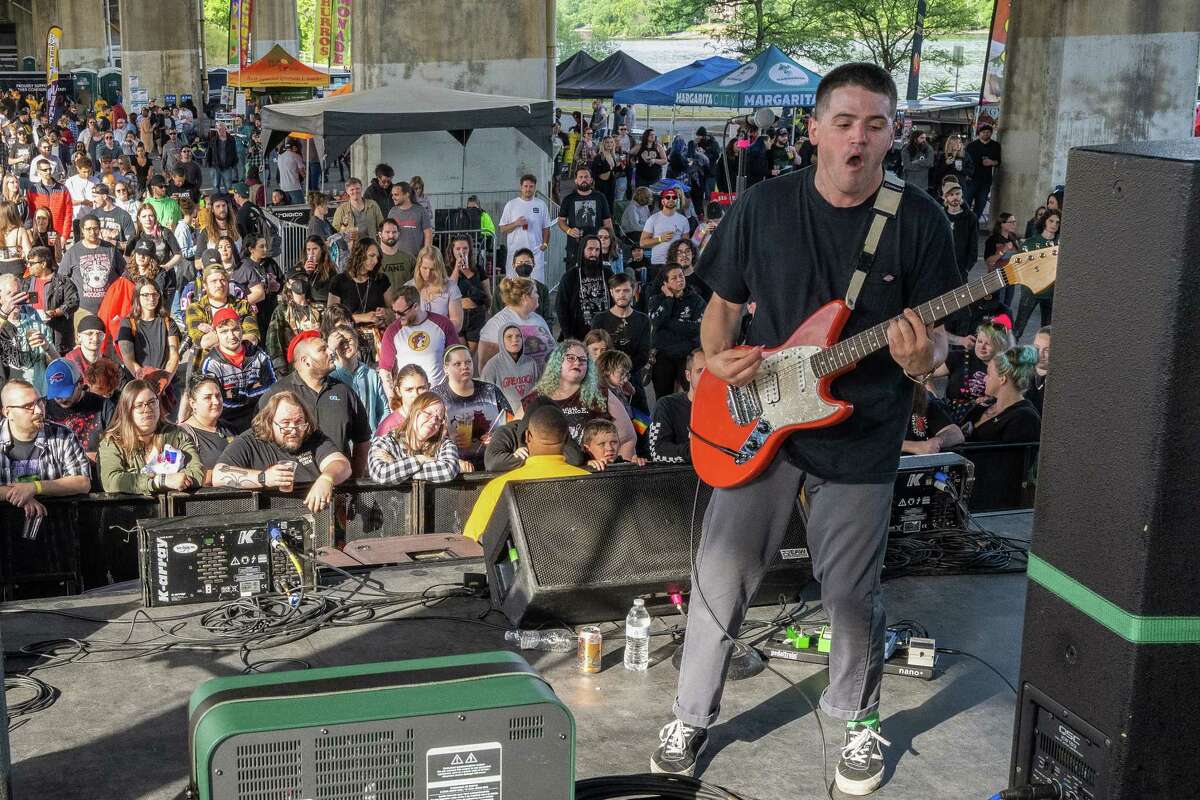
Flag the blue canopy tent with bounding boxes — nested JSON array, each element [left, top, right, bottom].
[[614, 56, 741, 106], [614, 55, 741, 137], [674, 46, 822, 108]]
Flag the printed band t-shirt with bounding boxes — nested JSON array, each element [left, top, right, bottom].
[[378, 314, 457, 386], [58, 242, 125, 313]]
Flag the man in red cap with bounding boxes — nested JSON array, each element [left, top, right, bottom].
[[198, 306, 275, 433], [640, 188, 690, 268], [256, 329, 371, 474]]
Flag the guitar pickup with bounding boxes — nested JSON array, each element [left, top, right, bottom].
[[727, 383, 762, 426]]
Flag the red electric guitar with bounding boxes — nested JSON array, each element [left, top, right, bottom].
[[690, 246, 1058, 489]]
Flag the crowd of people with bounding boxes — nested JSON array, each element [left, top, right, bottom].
[[0, 89, 1047, 533]]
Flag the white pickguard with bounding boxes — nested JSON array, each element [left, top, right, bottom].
[[725, 346, 839, 462]]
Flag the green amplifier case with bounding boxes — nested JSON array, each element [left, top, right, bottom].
[[188, 651, 575, 800]]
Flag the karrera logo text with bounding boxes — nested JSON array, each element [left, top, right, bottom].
[[156, 537, 170, 601]]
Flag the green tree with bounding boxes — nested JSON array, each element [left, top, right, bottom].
[[813, 0, 986, 74]]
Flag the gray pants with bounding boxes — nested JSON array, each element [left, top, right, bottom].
[[673, 456, 893, 725]]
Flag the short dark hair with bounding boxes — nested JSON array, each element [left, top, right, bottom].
[[575, 164, 592, 177], [520, 173, 537, 185], [526, 403, 569, 444], [512, 247, 535, 262], [814, 62, 898, 119], [393, 180, 411, 197], [977, 124, 994, 133], [379, 218, 400, 231], [607, 273, 632, 290], [79, 213, 99, 228], [374, 163, 394, 178]]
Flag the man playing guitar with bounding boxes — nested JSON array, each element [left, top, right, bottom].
[[651, 64, 962, 795]]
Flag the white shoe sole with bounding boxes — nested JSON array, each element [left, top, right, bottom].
[[648, 738, 707, 778], [835, 770, 883, 796]]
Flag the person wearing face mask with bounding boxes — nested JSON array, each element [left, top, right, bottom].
[[556, 165, 613, 268], [555, 235, 613, 342]]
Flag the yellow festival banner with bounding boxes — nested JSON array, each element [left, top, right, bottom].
[[314, 0, 334, 66], [331, 0, 351, 67], [46, 25, 62, 83]]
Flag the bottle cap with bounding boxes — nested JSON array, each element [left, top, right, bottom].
[[633, 598, 644, 606]]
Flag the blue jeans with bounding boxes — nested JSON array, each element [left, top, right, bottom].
[[286, 189, 305, 205], [214, 166, 237, 193], [964, 177, 992, 221]]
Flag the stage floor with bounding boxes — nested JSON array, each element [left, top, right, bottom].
[[2, 511, 1033, 800]]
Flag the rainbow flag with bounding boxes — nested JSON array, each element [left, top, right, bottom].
[[631, 408, 651, 436]]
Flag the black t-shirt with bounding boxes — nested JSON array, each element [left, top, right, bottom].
[[117, 316, 181, 370], [592, 309, 652, 372], [330, 273, 390, 315], [229, 261, 266, 302], [168, 181, 201, 206], [907, 393, 955, 440], [964, 138, 1001, 181], [218, 429, 340, 483], [558, 190, 610, 239], [944, 349, 988, 406], [257, 373, 371, 458], [695, 168, 961, 482], [182, 423, 236, 469], [963, 398, 1040, 443], [7, 437, 40, 480], [46, 392, 115, 452]]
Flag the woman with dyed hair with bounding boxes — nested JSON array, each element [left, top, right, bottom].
[[523, 339, 636, 460], [937, 317, 1015, 423], [962, 345, 1042, 443]]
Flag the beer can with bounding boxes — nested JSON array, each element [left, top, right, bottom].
[[578, 625, 603, 674]]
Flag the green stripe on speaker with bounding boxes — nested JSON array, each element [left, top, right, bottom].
[[1028, 554, 1200, 644]]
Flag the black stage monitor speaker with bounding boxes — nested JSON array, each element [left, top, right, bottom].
[[1010, 140, 1200, 799], [481, 465, 811, 624]]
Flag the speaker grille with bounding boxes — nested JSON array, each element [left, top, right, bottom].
[[509, 714, 544, 741], [514, 470, 715, 588], [314, 728, 415, 800], [343, 486, 411, 541], [235, 739, 303, 799]]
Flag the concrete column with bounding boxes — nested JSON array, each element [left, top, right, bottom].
[[251, 0, 299, 60], [2, 1, 35, 67], [119, 0, 201, 108], [995, 0, 1200, 221], [351, 0, 553, 192], [30, 0, 107, 70]]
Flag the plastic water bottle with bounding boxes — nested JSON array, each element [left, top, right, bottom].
[[624, 599, 651, 671], [505, 628, 576, 652]]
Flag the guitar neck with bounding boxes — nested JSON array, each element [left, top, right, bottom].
[[810, 269, 1008, 378]]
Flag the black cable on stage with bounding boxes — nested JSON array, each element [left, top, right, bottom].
[[937, 647, 1018, 695], [5, 673, 59, 729], [575, 773, 748, 799]]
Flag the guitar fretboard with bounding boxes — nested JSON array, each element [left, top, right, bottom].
[[810, 268, 1008, 378]]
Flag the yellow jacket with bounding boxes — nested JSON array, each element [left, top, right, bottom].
[[463, 455, 590, 542]]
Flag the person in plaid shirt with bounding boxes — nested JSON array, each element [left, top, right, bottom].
[[0, 379, 91, 518], [368, 391, 461, 484]]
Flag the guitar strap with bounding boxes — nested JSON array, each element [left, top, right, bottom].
[[843, 172, 905, 311]]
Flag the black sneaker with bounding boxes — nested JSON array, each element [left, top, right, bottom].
[[649, 719, 708, 776], [835, 721, 890, 796]]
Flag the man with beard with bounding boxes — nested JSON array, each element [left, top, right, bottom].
[[377, 218, 416, 292], [257, 330, 371, 474], [640, 188, 691, 268], [498, 174, 552, 282], [58, 214, 124, 317], [555, 235, 613, 341], [386, 181, 431, 258], [43, 357, 114, 459], [91, 184, 135, 250], [556, 165, 613, 267], [214, 390, 351, 514], [591, 273, 651, 412], [0, 378, 92, 519]]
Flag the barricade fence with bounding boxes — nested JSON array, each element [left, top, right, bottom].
[[0, 448, 1038, 602]]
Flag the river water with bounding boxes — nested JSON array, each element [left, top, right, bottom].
[[609, 34, 991, 95]]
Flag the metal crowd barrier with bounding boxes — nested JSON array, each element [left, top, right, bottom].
[[0, 450, 1039, 601], [263, 208, 310, 272]]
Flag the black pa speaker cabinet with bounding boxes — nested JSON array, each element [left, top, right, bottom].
[[1010, 141, 1200, 800], [482, 465, 811, 624]]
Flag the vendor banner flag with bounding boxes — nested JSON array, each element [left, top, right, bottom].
[[331, 0, 351, 66], [977, 0, 1011, 127], [228, 0, 254, 68], [313, 0, 334, 66], [45, 25, 62, 112]]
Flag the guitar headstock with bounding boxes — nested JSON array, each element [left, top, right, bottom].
[[1002, 246, 1058, 295]]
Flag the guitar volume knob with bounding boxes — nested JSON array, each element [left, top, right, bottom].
[[756, 421, 771, 434]]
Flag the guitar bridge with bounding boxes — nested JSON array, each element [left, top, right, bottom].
[[727, 383, 762, 426]]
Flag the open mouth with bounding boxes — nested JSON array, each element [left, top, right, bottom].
[[846, 154, 863, 168]]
